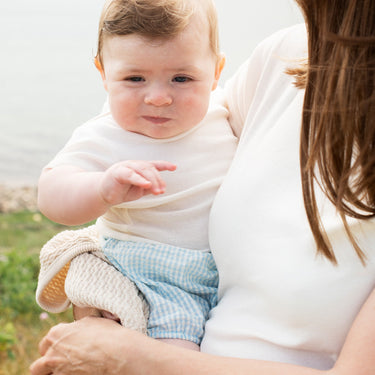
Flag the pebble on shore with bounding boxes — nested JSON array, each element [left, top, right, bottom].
[[0, 185, 38, 213]]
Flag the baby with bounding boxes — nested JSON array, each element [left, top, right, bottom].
[[37, 0, 237, 351]]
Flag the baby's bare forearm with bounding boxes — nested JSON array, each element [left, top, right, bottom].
[[37, 160, 176, 226], [37, 166, 109, 225]]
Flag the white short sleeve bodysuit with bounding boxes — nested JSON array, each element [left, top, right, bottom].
[[201, 24, 375, 370], [47, 90, 237, 251]]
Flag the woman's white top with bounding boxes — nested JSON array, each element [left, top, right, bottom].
[[46, 91, 237, 250], [201, 24, 375, 370]]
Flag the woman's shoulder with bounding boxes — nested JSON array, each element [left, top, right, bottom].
[[223, 24, 307, 137], [228, 23, 307, 86], [255, 23, 307, 62]]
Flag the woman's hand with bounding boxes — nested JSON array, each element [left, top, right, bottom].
[[29, 317, 132, 375], [29, 316, 203, 375], [29, 317, 180, 375]]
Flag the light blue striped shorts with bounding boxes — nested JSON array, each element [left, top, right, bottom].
[[101, 237, 218, 344]]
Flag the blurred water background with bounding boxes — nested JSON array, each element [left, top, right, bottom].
[[0, 0, 302, 185]]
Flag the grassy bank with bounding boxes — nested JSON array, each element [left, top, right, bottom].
[[0, 210, 74, 375]]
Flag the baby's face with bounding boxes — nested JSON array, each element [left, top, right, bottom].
[[100, 17, 223, 139]]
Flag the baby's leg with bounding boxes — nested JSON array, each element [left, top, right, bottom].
[[73, 305, 101, 320], [73, 305, 120, 323], [158, 338, 199, 351]]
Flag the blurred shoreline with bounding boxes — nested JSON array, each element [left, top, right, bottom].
[[0, 184, 38, 213]]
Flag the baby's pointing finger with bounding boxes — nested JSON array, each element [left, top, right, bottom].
[[132, 165, 167, 194], [150, 160, 177, 172], [116, 166, 152, 188]]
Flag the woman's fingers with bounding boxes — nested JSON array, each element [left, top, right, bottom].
[[29, 355, 56, 375], [30, 332, 58, 375], [30, 318, 129, 375], [38, 323, 65, 356]]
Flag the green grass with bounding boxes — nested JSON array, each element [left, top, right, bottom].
[[0, 211, 78, 375]]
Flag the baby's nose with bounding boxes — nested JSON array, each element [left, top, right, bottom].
[[144, 84, 173, 106]]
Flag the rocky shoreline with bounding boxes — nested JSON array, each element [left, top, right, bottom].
[[0, 184, 38, 213]]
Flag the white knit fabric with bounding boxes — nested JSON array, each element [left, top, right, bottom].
[[36, 225, 148, 333]]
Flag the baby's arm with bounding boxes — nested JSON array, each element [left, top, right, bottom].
[[38, 160, 176, 225]]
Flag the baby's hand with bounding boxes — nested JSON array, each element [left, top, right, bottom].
[[99, 160, 176, 206]]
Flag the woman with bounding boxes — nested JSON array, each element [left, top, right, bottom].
[[30, 0, 375, 374]]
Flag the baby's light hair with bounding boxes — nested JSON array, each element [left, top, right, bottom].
[[95, 0, 220, 68]]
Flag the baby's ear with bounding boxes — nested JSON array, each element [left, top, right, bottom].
[[94, 57, 108, 91], [212, 53, 225, 91]]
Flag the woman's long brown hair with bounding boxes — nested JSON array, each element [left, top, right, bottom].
[[292, 0, 375, 264]]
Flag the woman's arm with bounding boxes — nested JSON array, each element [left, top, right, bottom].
[[332, 287, 375, 375], [29, 288, 375, 375], [28, 317, 321, 375]]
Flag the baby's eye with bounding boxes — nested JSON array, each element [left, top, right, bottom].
[[125, 76, 144, 82], [173, 76, 192, 83]]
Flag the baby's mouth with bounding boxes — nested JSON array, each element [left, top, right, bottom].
[[143, 116, 171, 125]]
